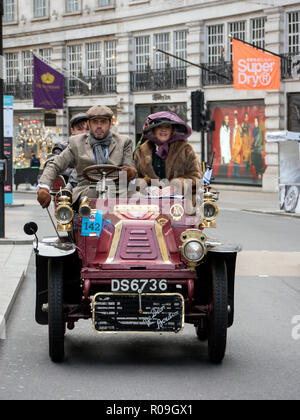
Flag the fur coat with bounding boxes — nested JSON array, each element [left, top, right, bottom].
[[134, 139, 202, 195]]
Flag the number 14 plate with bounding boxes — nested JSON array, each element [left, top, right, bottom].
[[111, 279, 168, 293]]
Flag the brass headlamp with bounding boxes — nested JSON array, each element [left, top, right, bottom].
[[55, 192, 74, 232], [180, 230, 207, 271], [201, 191, 219, 228], [79, 196, 92, 219]]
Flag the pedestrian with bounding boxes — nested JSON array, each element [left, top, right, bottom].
[[30, 153, 40, 168]]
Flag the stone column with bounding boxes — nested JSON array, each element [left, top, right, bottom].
[[115, 32, 135, 141], [50, 41, 69, 144], [186, 21, 205, 159], [263, 7, 285, 192]]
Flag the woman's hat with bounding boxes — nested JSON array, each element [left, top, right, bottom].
[[142, 111, 192, 138]]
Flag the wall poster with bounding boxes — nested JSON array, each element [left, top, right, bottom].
[[209, 100, 267, 185]]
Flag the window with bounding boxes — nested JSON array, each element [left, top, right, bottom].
[[288, 12, 300, 54], [87, 42, 101, 77], [39, 48, 53, 63], [135, 36, 150, 71], [98, 0, 113, 6], [104, 40, 116, 75], [22, 51, 33, 84], [34, 0, 47, 17], [5, 53, 19, 84], [207, 25, 224, 64], [66, 0, 79, 13], [4, 0, 15, 22], [68, 45, 83, 77], [228, 21, 246, 60], [154, 33, 170, 69], [251, 17, 266, 49], [174, 30, 187, 68], [104, 40, 117, 91]]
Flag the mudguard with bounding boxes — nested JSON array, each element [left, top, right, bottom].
[[35, 239, 80, 326], [207, 246, 240, 328], [35, 237, 76, 258]]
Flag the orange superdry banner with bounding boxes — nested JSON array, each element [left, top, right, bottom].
[[233, 39, 280, 90]]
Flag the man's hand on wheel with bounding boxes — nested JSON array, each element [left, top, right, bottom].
[[37, 188, 51, 209]]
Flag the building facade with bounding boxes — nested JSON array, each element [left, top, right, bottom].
[[3, 0, 300, 191]]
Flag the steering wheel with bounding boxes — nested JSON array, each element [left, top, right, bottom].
[[82, 164, 122, 182]]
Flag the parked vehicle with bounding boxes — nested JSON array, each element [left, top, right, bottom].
[[24, 163, 241, 364]]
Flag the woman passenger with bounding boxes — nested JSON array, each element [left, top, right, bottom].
[[134, 111, 202, 199]]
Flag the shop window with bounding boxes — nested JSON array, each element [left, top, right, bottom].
[[14, 114, 57, 169], [209, 100, 267, 186]]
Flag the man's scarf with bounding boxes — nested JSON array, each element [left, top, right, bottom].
[[89, 132, 112, 164]]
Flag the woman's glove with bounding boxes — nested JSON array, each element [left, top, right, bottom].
[[37, 188, 51, 209]]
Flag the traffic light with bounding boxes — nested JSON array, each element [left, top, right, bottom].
[[191, 90, 215, 132], [203, 109, 216, 132], [191, 90, 204, 132]]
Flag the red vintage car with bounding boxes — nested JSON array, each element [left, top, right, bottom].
[[24, 164, 240, 364]]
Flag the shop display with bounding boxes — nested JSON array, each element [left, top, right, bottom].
[[209, 101, 267, 185], [14, 115, 56, 169]]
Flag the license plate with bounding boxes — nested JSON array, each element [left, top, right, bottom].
[[111, 279, 168, 293], [93, 293, 184, 334]]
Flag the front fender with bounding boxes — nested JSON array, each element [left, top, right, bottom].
[[35, 237, 76, 258], [207, 245, 241, 329]]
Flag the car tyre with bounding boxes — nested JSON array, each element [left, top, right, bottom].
[[207, 256, 228, 364], [48, 258, 65, 363]]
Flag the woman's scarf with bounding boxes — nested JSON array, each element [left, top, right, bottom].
[[150, 135, 185, 161], [89, 132, 112, 164]]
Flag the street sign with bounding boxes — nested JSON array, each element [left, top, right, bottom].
[[4, 96, 14, 205]]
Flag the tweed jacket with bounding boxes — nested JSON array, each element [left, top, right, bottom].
[[40, 131, 135, 202], [134, 139, 202, 193]]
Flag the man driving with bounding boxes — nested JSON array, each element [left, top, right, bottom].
[[37, 105, 136, 208]]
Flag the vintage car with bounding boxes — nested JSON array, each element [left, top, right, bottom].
[[24, 164, 240, 364]]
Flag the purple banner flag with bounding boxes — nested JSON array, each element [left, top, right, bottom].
[[33, 55, 64, 109]]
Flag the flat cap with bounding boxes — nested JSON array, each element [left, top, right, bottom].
[[70, 113, 88, 128], [86, 105, 114, 120]]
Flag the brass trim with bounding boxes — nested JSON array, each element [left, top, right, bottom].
[[180, 229, 208, 271], [155, 221, 171, 264], [57, 223, 73, 233], [201, 201, 219, 222], [114, 204, 160, 219], [106, 221, 123, 263], [92, 292, 185, 335], [170, 204, 185, 221], [54, 204, 74, 225]]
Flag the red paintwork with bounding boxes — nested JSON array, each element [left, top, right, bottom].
[[77, 197, 200, 274], [72, 197, 204, 321]]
